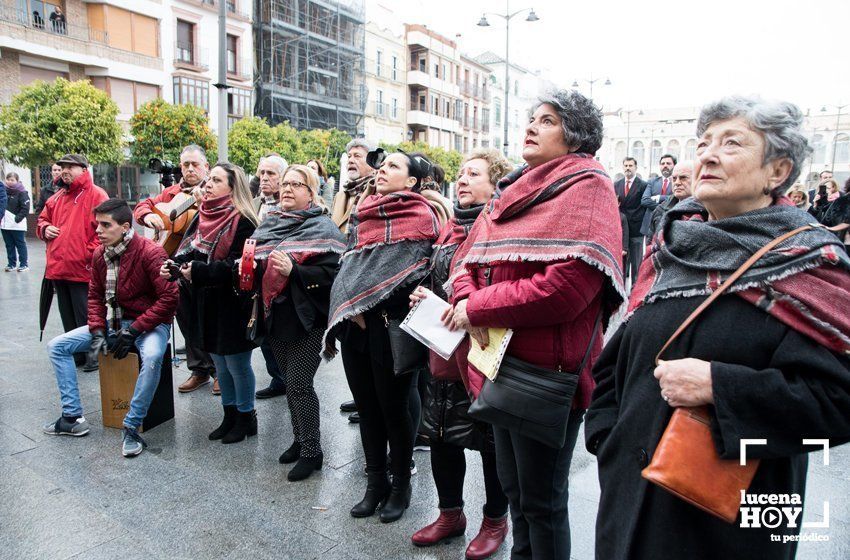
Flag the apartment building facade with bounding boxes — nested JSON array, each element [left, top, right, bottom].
[[0, 0, 167, 205], [361, 20, 405, 144], [165, 0, 254, 131], [458, 54, 491, 153], [405, 24, 463, 151], [0, 0, 254, 207], [475, 51, 553, 162]]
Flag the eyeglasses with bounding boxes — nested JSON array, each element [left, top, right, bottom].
[[280, 181, 309, 190]]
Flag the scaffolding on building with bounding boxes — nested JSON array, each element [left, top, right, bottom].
[[254, 0, 366, 135]]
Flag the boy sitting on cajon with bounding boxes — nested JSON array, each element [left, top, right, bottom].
[[43, 199, 178, 457]]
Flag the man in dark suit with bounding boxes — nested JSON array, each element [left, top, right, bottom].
[[613, 157, 648, 284], [639, 154, 677, 236]]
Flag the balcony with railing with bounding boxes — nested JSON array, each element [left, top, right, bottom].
[[0, 6, 108, 44], [227, 57, 252, 81], [197, 0, 251, 21], [174, 43, 209, 71]]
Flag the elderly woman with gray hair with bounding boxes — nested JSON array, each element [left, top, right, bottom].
[[586, 96, 850, 559], [445, 90, 626, 559]]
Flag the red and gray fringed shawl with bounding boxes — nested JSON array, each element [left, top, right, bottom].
[[251, 206, 346, 315], [450, 153, 628, 322], [176, 194, 241, 262], [324, 191, 440, 357], [628, 197, 850, 354]]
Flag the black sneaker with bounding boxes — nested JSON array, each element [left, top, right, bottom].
[[256, 385, 287, 399], [339, 400, 357, 413], [348, 412, 360, 424], [43, 416, 91, 437]]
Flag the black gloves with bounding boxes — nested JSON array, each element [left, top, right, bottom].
[[110, 326, 141, 360], [88, 330, 108, 365]]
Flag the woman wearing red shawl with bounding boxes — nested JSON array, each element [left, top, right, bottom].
[[326, 150, 440, 523], [408, 148, 513, 559], [164, 163, 259, 444], [445, 91, 626, 560], [586, 97, 850, 560], [244, 164, 345, 481]]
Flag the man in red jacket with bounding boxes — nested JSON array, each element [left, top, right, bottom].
[[134, 144, 218, 394], [42, 199, 178, 457], [37, 154, 108, 370]]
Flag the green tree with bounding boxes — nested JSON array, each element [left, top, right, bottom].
[[129, 98, 216, 167], [297, 128, 351, 179], [228, 116, 276, 173], [272, 121, 304, 165], [0, 78, 124, 168]]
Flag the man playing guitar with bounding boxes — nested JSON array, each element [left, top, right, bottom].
[[133, 144, 207, 235], [134, 143, 218, 394]]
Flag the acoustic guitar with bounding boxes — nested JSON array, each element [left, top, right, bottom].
[[151, 192, 198, 256]]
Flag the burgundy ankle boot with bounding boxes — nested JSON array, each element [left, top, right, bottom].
[[465, 514, 508, 559], [411, 507, 467, 547]]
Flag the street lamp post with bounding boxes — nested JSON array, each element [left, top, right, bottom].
[[821, 104, 848, 172], [478, 2, 540, 158], [620, 108, 642, 160], [571, 75, 611, 101]]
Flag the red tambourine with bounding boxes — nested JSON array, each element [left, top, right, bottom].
[[239, 239, 256, 291]]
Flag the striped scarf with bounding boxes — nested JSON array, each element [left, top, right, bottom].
[[628, 197, 850, 354], [103, 229, 134, 329], [175, 194, 241, 261], [449, 153, 627, 323], [249, 205, 346, 315], [324, 191, 439, 357]]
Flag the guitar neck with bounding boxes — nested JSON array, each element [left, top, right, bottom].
[[171, 196, 197, 219]]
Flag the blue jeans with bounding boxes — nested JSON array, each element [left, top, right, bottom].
[[48, 321, 171, 429], [209, 351, 255, 412], [2, 229, 27, 267]]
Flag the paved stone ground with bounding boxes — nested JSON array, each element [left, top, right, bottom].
[[1, 249, 848, 559]]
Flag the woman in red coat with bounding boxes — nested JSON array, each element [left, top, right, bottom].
[[444, 90, 626, 560]]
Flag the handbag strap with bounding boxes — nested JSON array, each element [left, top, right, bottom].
[[576, 306, 604, 374], [654, 224, 817, 365]]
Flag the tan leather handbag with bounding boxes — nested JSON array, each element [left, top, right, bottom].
[[641, 224, 816, 523]]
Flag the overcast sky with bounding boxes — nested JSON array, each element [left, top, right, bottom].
[[374, 0, 850, 114]]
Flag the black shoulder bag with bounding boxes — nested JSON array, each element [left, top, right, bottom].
[[468, 310, 602, 449]]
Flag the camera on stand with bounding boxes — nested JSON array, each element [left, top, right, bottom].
[[149, 158, 182, 188]]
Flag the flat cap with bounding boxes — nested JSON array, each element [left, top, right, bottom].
[[55, 154, 90, 167]]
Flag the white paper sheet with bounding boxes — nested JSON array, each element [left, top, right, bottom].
[[399, 288, 466, 360]]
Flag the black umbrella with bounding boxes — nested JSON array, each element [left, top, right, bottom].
[[39, 276, 55, 342]]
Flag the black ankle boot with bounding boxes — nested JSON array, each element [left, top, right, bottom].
[[379, 477, 412, 523], [350, 472, 391, 518], [278, 441, 301, 464], [287, 453, 323, 481], [222, 410, 257, 444], [208, 405, 238, 440]]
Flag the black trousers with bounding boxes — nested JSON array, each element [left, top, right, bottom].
[[260, 338, 285, 389], [175, 302, 215, 377], [268, 329, 323, 457], [54, 280, 88, 332], [341, 330, 415, 482], [54, 280, 88, 365], [430, 440, 509, 518], [494, 409, 585, 560], [626, 236, 645, 283]]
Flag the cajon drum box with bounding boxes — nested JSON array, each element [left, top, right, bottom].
[[98, 345, 174, 432]]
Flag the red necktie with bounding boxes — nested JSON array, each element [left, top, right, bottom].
[[625, 179, 631, 196], [661, 178, 669, 195]]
